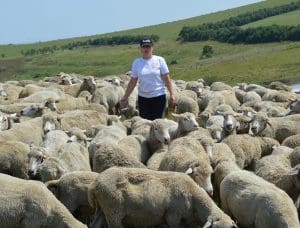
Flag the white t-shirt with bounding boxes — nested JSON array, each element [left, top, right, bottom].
[[131, 55, 169, 98]]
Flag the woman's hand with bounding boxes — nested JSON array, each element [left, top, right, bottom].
[[169, 94, 176, 108]]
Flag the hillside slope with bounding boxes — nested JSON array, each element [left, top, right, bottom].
[[0, 0, 299, 85]]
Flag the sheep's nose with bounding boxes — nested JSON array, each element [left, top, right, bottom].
[[164, 138, 170, 144]]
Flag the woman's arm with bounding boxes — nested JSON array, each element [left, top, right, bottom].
[[120, 77, 138, 109], [163, 73, 176, 107]]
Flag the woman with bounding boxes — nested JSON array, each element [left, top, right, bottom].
[[120, 38, 175, 120]]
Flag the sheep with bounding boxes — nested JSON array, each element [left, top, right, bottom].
[[92, 142, 146, 173], [242, 91, 261, 103], [268, 81, 292, 92], [290, 146, 300, 167], [0, 140, 31, 179], [220, 169, 299, 228], [159, 136, 214, 195], [249, 112, 300, 143], [289, 98, 300, 114], [146, 146, 168, 170], [88, 125, 127, 165], [88, 167, 238, 228], [262, 89, 295, 102], [174, 95, 199, 117], [66, 127, 92, 147], [36, 141, 91, 182], [210, 81, 233, 91], [254, 145, 300, 201], [43, 129, 70, 156], [282, 134, 300, 148], [21, 89, 67, 103], [0, 113, 60, 146], [185, 80, 204, 96], [222, 134, 280, 169], [0, 112, 20, 130], [118, 134, 151, 164], [0, 83, 23, 104], [46, 171, 99, 224], [63, 76, 97, 97], [120, 83, 138, 118], [58, 110, 107, 137], [91, 84, 124, 114], [0, 173, 87, 228]]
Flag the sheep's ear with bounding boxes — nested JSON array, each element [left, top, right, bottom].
[[289, 168, 300, 176], [185, 167, 193, 175], [203, 217, 213, 228], [171, 113, 180, 119]]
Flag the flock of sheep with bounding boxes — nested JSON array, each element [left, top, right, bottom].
[[0, 71, 300, 228]]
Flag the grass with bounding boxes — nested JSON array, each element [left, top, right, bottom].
[[0, 0, 299, 85]]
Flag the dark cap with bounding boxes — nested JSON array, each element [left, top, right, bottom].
[[140, 38, 153, 47]]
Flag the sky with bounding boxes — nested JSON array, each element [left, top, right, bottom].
[[0, 0, 261, 45]]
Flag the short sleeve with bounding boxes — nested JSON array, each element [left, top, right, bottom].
[[159, 57, 169, 76], [131, 59, 138, 78]]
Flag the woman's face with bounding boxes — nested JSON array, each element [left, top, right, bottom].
[[141, 45, 153, 59]]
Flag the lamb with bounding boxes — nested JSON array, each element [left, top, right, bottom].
[[92, 143, 146, 173], [220, 169, 299, 228], [0, 173, 86, 228], [222, 134, 280, 169], [249, 112, 300, 143], [254, 145, 300, 201], [159, 136, 214, 195], [46, 171, 99, 224], [88, 167, 238, 228]]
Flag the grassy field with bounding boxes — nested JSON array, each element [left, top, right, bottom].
[[0, 0, 299, 85]]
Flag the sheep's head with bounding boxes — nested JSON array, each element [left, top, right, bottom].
[[248, 112, 271, 136], [20, 104, 44, 117], [42, 113, 61, 134], [38, 157, 66, 182], [149, 119, 170, 144], [28, 145, 47, 179], [172, 112, 198, 132], [185, 164, 213, 196]]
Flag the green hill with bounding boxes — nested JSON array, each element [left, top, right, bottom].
[[0, 0, 299, 85]]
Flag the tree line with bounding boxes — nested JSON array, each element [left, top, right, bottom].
[[21, 35, 159, 56], [178, 1, 300, 43]]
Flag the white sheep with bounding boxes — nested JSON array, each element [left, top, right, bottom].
[[159, 136, 214, 195], [249, 112, 300, 143], [88, 167, 238, 228], [222, 134, 280, 169], [0, 173, 86, 228], [255, 145, 300, 201], [46, 171, 99, 224], [220, 169, 299, 228]]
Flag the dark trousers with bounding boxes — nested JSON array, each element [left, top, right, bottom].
[[138, 94, 166, 120]]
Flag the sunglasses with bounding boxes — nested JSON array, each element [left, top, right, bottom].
[[141, 45, 151, 49]]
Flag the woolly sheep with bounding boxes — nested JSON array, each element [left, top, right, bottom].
[[59, 110, 107, 137], [63, 76, 97, 97], [118, 134, 151, 164], [254, 145, 300, 201], [92, 142, 146, 173], [0, 113, 60, 146], [282, 134, 300, 148], [159, 136, 214, 195], [249, 112, 300, 143], [88, 167, 237, 228], [268, 81, 292, 92], [0, 140, 31, 179], [0, 173, 86, 228], [36, 141, 91, 182], [222, 134, 279, 169], [242, 91, 261, 104], [46, 171, 99, 224], [220, 169, 299, 228], [43, 129, 70, 156], [91, 84, 124, 114], [210, 81, 233, 91], [175, 95, 199, 117]]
